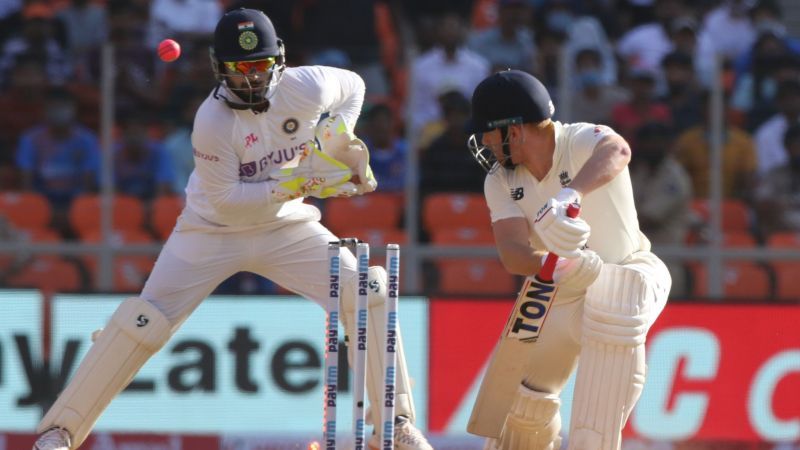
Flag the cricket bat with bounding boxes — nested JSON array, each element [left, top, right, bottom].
[[467, 204, 579, 438]]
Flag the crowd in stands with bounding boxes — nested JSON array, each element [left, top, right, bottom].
[[0, 0, 799, 300]]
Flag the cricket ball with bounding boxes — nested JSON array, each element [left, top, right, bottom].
[[158, 39, 181, 62]]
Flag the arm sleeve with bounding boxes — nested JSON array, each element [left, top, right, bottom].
[[484, 173, 524, 223], [15, 133, 34, 170], [190, 111, 278, 214], [316, 66, 366, 131], [82, 132, 101, 173]]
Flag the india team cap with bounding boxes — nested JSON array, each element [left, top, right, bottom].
[[468, 70, 555, 133]]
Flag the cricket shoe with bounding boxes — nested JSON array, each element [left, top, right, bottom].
[[368, 415, 433, 450], [32, 427, 71, 450]]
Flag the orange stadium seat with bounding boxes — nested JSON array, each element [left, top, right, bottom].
[[6, 257, 82, 293], [338, 227, 407, 247], [81, 229, 157, 293], [690, 199, 751, 232], [151, 194, 185, 240], [324, 193, 403, 235], [437, 258, 517, 296], [771, 262, 800, 300], [0, 191, 52, 229], [689, 261, 771, 299], [721, 231, 757, 247], [423, 193, 491, 234], [766, 232, 800, 248], [69, 194, 145, 238], [431, 227, 495, 245]]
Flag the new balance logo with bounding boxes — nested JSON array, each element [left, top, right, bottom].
[[510, 187, 524, 201], [559, 171, 572, 187]]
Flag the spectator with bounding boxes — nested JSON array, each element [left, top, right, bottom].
[[660, 51, 703, 133], [162, 93, 203, 195], [731, 29, 800, 130], [56, 0, 108, 60], [617, 0, 686, 72], [611, 69, 672, 145], [669, 16, 699, 57], [695, 0, 760, 85], [630, 122, 692, 296], [114, 117, 175, 200], [569, 47, 629, 124], [15, 88, 100, 225], [0, 3, 71, 87], [408, 12, 489, 138], [0, 54, 47, 154], [754, 79, 800, 175], [754, 123, 800, 236], [297, 0, 395, 97], [564, 16, 618, 88], [466, 0, 536, 73], [147, 0, 221, 49], [419, 90, 484, 197], [674, 91, 756, 200], [359, 103, 406, 193]]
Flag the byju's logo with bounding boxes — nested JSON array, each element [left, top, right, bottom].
[[510, 187, 524, 201], [136, 315, 149, 327]]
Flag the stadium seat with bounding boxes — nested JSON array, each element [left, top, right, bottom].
[[721, 231, 757, 247], [689, 261, 771, 299], [690, 199, 751, 232], [436, 258, 517, 296], [431, 227, 494, 245], [324, 193, 403, 235], [423, 193, 491, 234], [151, 194, 185, 240], [68, 194, 145, 238], [6, 257, 82, 293], [771, 262, 800, 300], [337, 227, 407, 246], [0, 191, 52, 229], [81, 229, 157, 293], [766, 232, 800, 248]]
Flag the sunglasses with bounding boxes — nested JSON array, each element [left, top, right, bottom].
[[223, 57, 276, 74]]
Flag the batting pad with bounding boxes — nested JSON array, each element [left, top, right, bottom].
[[342, 266, 415, 434], [37, 297, 171, 449], [568, 264, 651, 450], [497, 385, 562, 450]]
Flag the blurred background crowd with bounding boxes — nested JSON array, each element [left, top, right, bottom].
[[0, 0, 799, 300]]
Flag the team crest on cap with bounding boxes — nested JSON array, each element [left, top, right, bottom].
[[239, 31, 258, 50], [282, 118, 299, 134]]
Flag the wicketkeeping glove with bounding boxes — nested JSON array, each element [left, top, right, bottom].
[[534, 187, 589, 258], [268, 139, 357, 201], [315, 115, 378, 195]]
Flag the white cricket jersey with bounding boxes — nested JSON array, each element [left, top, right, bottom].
[[485, 121, 649, 264], [180, 65, 365, 231]]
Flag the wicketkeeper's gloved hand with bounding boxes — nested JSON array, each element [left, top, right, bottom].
[[268, 139, 357, 201], [534, 187, 589, 258], [315, 115, 378, 195], [545, 249, 602, 290]]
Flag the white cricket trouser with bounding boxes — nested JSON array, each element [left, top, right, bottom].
[[141, 220, 353, 327]]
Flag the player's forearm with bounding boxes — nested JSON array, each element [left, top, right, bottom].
[[497, 241, 546, 276], [569, 136, 631, 197], [205, 180, 277, 214]]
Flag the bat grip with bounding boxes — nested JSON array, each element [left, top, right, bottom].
[[538, 203, 581, 282]]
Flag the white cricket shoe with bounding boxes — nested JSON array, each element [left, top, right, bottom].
[[368, 416, 434, 450], [32, 427, 71, 450]]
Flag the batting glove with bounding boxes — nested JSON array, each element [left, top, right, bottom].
[[533, 187, 589, 258], [546, 249, 602, 290]]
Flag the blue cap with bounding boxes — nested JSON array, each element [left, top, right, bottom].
[[468, 70, 554, 133], [213, 8, 281, 62]]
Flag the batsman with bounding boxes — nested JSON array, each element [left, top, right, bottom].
[[465, 70, 671, 450], [31, 8, 432, 450]]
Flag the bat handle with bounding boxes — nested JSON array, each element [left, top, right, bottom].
[[538, 203, 581, 282]]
